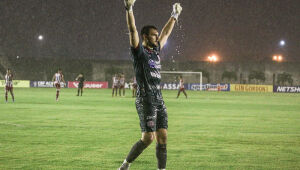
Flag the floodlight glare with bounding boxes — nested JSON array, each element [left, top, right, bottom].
[[38, 35, 44, 40]]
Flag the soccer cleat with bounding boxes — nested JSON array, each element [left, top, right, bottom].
[[118, 161, 130, 170]]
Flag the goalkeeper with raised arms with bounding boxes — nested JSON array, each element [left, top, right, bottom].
[[118, 1, 182, 170]]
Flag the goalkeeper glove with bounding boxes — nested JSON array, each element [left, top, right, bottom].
[[171, 3, 182, 20], [124, 0, 136, 12]]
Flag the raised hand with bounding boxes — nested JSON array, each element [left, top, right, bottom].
[[124, 0, 136, 12], [171, 3, 183, 20]]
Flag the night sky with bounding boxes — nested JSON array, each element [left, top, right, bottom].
[[0, 0, 299, 62]]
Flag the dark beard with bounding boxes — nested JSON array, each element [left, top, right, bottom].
[[148, 41, 158, 48]]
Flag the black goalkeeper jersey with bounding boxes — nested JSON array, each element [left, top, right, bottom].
[[78, 77, 85, 84], [131, 42, 162, 100]]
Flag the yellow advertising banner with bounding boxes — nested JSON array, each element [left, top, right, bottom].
[[231, 84, 273, 92], [0, 80, 30, 88]]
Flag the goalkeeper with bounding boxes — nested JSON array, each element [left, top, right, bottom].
[[118, 1, 182, 170]]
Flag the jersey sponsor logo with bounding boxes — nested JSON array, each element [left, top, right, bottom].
[[150, 72, 161, 79], [148, 59, 161, 69]]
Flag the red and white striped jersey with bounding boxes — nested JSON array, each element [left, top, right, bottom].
[[54, 73, 63, 84], [179, 79, 184, 88], [113, 76, 119, 86], [5, 74, 13, 87], [119, 77, 125, 85]]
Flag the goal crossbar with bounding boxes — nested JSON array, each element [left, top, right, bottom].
[[160, 71, 202, 91]]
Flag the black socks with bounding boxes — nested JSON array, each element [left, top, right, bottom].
[[156, 143, 167, 169], [126, 140, 148, 163]]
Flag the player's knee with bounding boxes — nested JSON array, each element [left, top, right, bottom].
[[156, 130, 167, 144], [142, 133, 155, 146], [157, 135, 167, 144]]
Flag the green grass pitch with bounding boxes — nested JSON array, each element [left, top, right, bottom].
[[0, 88, 300, 170]]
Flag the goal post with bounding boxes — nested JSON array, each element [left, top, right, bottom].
[[160, 71, 202, 91]]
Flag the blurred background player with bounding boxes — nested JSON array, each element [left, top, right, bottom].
[[75, 73, 85, 96], [112, 74, 119, 97], [132, 76, 137, 97], [119, 1, 182, 170], [177, 76, 187, 99], [52, 68, 66, 101], [4, 68, 14, 103], [119, 73, 126, 96]]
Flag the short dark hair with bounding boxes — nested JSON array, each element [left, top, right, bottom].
[[58, 68, 62, 71], [141, 25, 158, 39]]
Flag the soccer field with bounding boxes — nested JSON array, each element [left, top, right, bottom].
[[0, 88, 299, 170]]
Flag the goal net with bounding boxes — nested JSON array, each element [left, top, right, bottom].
[[160, 71, 203, 91]]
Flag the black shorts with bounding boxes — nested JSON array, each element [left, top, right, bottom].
[[78, 83, 84, 88], [135, 97, 168, 132]]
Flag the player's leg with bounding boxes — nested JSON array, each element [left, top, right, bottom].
[[119, 98, 156, 169], [112, 86, 115, 97], [119, 132, 154, 170], [183, 89, 187, 98], [56, 89, 60, 101], [132, 89, 134, 97], [10, 88, 15, 102], [123, 86, 125, 96], [156, 129, 168, 170], [155, 103, 168, 170], [56, 84, 60, 101], [77, 87, 80, 96], [132, 86, 136, 97], [5, 87, 8, 102], [80, 87, 83, 96], [127, 132, 154, 162], [176, 89, 181, 98], [119, 87, 121, 96]]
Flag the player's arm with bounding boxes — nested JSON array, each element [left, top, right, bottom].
[[52, 75, 55, 82], [125, 0, 139, 48], [75, 75, 79, 81], [62, 75, 66, 84], [159, 3, 183, 49]]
